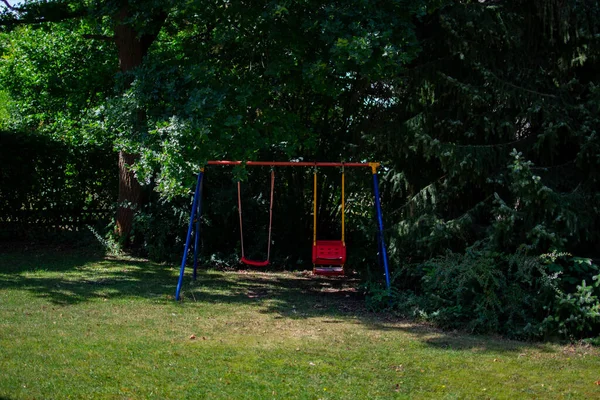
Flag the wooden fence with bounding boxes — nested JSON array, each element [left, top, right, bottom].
[[0, 208, 113, 237]]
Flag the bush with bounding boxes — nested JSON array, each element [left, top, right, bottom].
[[370, 243, 600, 340], [540, 271, 600, 341], [418, 244, 557, 336]]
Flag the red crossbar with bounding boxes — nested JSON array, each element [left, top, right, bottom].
[[207, 160, 378, 168]]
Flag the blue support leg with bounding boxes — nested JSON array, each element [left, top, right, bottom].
[[372, 172, 391, 292], [376, 230, 383, 269], [175, 171, 204, 301], [192, 176, 204, 281]]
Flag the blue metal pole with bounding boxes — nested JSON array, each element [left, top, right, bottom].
[[175, 171, 203, 301], [376, 230, 383, 269], [192, 175, 204, 281], [372, 171, 391, 292]]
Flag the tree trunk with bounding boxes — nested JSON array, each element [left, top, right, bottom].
[[116, 151, 143, 237], [113, 5, 166, 243]]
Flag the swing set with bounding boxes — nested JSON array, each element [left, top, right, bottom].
[[175, 161, 390, 301]]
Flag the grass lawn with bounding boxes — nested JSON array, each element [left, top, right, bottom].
[[0, 246, 599, 399]]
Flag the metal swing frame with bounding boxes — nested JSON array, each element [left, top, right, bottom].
[[175, 161, 391, 300]]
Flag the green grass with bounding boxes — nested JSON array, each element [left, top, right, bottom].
[[0, 247, 599, 399]]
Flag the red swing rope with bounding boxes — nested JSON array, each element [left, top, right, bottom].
[[237, 170, 275, 266]]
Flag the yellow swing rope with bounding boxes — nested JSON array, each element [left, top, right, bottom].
[[313, 169, 317, 246], [341, 166, 345, 245]]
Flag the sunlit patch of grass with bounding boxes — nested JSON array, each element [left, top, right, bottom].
[[0, 249, 599, 399]]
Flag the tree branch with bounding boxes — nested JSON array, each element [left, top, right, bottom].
[[0, 3, 87, 30], [0, 0, 18, 12], [83, 34, 114, 41]]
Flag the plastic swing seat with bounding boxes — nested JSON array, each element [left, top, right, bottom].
[[240, 257, 270, 267], [312, 240, 347, 264], [312, 240, 346, 276]]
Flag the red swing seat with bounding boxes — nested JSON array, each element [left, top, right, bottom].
[[240, 257, 270, 267], [312, 240, 346, 276], [312, 240, 346, 265]]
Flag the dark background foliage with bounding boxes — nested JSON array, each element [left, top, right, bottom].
[[0, 130, 117, 239]]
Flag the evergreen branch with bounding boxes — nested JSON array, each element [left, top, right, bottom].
[[452, 194, 494, 223], [382, 193, 495, 235], [453, 135, 533, 149], [386, 175, 447, 218], [530, 159, 576, 170], [416, 129, 534, 150], [484, 70, 558, 99]]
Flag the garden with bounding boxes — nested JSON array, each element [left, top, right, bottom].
[[0, 0, 599, 398]]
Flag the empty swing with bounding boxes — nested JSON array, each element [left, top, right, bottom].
[[237, 170, 275, 267], [312, 167, 346, 276]]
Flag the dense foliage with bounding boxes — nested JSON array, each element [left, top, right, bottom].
[[1, 0, 598, 340], [369, 0, 600, 340]]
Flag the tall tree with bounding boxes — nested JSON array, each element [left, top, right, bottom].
[[1, 0, 169, 242]]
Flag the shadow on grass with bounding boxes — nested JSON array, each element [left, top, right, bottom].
[[0, 247, 552, 355], [0, 246, 176, 305], [0, 246, 358, 310], [367, 322, 557, 353]]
